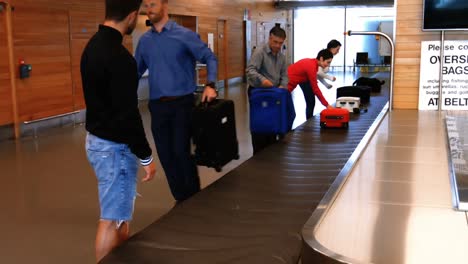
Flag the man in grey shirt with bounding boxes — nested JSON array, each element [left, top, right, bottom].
[[246, 26, 288, 90], [246, 26, 289, 154]]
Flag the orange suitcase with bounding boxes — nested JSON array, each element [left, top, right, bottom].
[[320, 108, 350, 128]]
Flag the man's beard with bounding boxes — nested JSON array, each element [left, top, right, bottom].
[[148, 11, 163, 24]]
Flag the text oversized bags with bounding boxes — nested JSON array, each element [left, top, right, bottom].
[[249, 87, 296, 134], [192, 99, 239, 172]]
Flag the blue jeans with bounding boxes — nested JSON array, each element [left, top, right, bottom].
[[299, 82, 316, 119], [85, 133, 138, 222]]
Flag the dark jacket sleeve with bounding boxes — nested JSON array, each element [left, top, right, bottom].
[[107, 52, 152, 160]]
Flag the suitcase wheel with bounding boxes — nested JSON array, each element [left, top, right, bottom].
[[234, 154, 240, 160], [342, 122, 349, 129], [215, 167, 222, 172], [320, 122, 326, 128]]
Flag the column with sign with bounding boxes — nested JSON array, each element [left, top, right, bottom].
[[419, 40, 468, 110]]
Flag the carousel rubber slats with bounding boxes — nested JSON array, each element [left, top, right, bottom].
[[100, 77, 390, 264]]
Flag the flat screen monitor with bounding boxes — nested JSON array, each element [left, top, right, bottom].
[[423, 0, 468, 31]]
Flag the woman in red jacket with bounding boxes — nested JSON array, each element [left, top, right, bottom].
[[288, 49, 335, 119]]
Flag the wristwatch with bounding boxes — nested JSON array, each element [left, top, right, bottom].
[[205, 82, 218, 93], [206, 82, 216, 89]]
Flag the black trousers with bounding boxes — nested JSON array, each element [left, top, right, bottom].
[[251, 133, 284, 154], [148, 94, 200, 201], [299, 82, 316, 119], [248, 86, 284, 154]]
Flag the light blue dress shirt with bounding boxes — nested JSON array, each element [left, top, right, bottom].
[[135, 20, 218, 100]]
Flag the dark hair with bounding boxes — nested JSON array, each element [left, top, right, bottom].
[[105, 0, 142, 22], [269, 26, 286, 39], [316, 49, 333, 60], [327, 39, 342, 49]]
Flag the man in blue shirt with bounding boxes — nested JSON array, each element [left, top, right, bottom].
[[136, 0, 218, 202]]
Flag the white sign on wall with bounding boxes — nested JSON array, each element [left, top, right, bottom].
[[207, 33, 214, 52], [419, 41, 468, 110]]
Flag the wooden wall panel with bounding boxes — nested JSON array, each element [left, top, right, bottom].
[[2, 0, 286, 128], [170, 14, 197, 31], [70, 39, 88, 110], [12, 6, 73, 121], [393, 0, 423, 109], [191, 15, 212, 84], [393, 0, 468, 109], [0, 8, 13, 125], [169, 0, 288, 80], [216, 20, 226, 82], [69, 6, 103, 110], [69, 9, 102, 40], [227, 20, 245, 79]]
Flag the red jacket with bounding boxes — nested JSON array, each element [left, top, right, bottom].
[[287, 58, 329, 107]]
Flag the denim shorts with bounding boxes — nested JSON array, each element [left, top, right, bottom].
[[85, 133, 138, 222]]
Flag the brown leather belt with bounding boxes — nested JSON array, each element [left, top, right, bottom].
[[158, 96, 182, 102]]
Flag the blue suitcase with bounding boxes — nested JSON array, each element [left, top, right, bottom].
[[249, 87, 296, 134]]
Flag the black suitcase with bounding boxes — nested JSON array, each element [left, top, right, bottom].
[[192, 99, 239, 172], [353, 77, 385, 93], [336, 86, 371, 104]]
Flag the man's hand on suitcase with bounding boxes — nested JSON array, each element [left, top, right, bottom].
[[261, 79, 274, 87], [327, 104, 335, 109], [202, 86, 217, 102]]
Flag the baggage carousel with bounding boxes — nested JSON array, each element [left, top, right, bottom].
[[100, 81, 390, 264]]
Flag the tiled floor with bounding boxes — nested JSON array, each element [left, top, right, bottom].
[[0, 71, 366, 263], [0, 86, 251, 264]]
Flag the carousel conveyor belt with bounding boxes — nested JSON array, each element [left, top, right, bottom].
[[100, 82, 390, 264]]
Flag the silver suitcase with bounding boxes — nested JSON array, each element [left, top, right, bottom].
[[336, 96, 361, 114]]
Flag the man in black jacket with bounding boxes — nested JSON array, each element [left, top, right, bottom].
[[80, 0, 156, 261]]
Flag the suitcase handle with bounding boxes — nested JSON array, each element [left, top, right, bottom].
[[197, 99, 218, 109], [252, 87, 285, 92], [198, 102, 209, 109]]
